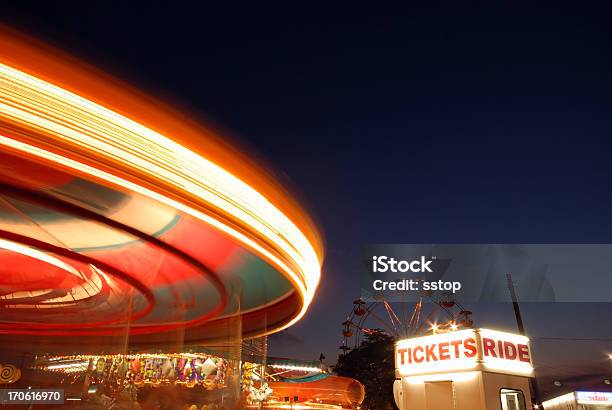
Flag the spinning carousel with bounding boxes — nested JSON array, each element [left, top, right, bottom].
[[0, 28, 323, 408]]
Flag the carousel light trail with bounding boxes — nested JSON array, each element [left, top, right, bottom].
[[0, 238, 80, 277], [0, 238, 106, 306], [0, 55, 322, 332]]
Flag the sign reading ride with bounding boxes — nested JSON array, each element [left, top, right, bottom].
[[395, 329, 533, 378]]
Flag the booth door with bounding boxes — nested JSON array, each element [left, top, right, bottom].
[[425, 381, 454, 410]]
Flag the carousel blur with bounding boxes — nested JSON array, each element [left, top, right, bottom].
[[0, 27, 323, 409], [32, 352, 232, 408], [28, 348, 364, 409]]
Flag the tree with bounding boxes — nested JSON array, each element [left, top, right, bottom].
[[334, 330, 396, 409]]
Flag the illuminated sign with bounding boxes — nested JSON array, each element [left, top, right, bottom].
[[395, 329, 533, 377], [576, 391, 612, 405]]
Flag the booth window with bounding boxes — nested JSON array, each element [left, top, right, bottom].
[[500, 388, 526, 410]]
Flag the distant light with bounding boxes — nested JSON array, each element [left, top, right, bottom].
[[553, 380, 562, 387], [450, 323, 458, 331], [541, 392, 575, 408], [430, 324, 439, 333], [604, 379, 611, 385], [576, 391, 612, 405], [533, 405, 540, 409]]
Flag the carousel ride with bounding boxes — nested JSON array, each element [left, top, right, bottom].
[[0, 28, 323, 409], [0, 28, 322, 347]]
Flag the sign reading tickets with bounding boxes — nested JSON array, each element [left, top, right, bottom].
[[395, 329, 533, 377]]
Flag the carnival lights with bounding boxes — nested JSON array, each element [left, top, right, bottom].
[[0, 30, 323, 338], [0, 238, 78, 275], [576, 391, 612, 405], [36, 353, 229, 388], [542, 391, 612, 409], [0, 238, 108, 305], [0, 61, 320, 326]]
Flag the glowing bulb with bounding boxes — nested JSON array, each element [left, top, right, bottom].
[[450, 323, 458, 331]]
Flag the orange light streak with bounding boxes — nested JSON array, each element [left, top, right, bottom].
[[0, 28, 323, 332]]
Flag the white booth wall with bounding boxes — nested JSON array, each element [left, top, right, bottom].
[[396, 371, 532, 410]]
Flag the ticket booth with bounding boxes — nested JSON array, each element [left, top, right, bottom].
[[393, 329, 534, 410]]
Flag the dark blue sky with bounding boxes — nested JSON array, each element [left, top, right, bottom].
[[2, 1, 612, 394]]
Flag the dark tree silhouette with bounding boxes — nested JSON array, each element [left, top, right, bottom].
[[334, 330, 396, 409]]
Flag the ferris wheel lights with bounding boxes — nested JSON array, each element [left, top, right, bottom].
[[341, 294, 471, 351]]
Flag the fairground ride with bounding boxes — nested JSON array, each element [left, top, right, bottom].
[[340, 291, 474, 353]]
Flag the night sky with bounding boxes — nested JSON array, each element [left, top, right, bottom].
[[2, 1, 612, 396]]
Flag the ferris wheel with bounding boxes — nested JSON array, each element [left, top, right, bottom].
[[339, 290, 473, 353]]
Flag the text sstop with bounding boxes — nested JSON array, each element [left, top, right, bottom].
[[372, 279, 462, 293]]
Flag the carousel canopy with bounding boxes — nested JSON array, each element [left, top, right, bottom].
[[0, 28, 322, 348]]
